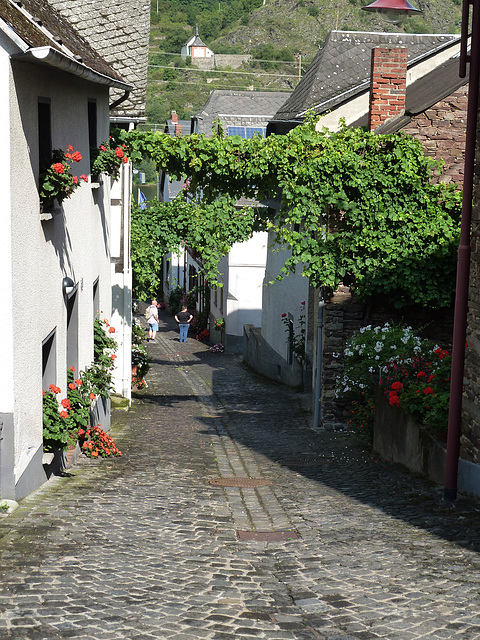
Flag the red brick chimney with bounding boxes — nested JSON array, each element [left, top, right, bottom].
[[368, 47, 408, 131], [171, 110, 178, 124], [175, 123, 182, 136]]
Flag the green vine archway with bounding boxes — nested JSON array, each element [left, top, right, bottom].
[[124, 118, 462, 308]]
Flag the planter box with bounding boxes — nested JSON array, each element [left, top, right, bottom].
[[373, 393, 446, 486]]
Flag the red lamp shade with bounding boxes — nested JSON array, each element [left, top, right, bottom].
[[362, 0, 422, 14]]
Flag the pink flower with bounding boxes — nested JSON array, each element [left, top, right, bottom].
[[73, 176, 79, 185], [80, 175, 88, 183]]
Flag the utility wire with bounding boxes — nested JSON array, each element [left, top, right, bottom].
[[148, 64, 299, 78], [148, 79, 294, 90], [149, 49, 307, 66]]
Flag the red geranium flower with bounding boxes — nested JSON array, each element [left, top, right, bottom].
[[59, 411, 69, 419], [417, 371, 426, 378], [75, 379, 82, 386], [108, 327, 115, 333], [53, 163, 65, 174], [115, 147, 124, 158], [70, 366, 75, 372], [68, 382, 76, 390], [73, 176, 79, 185], [391, 381, 403, 391], [68, 145, 73, 152], [71, 151, 82, 162], [49, 384, 61, 394], [80, 175, 88, 183], [89, 393, 95, 400], [424, 387, 434, 395], [388, 393, 400, 407], [281, 313, 287, 318], [61, 398, 71, 409]]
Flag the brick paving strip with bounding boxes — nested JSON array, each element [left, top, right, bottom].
[[155, 329, 298, 538]]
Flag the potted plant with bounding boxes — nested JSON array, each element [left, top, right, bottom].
[[90, 138, 129, 181], [39, 146, 88, 211]]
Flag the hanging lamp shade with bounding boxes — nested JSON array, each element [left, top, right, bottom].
[[362, 0, 422, 15]]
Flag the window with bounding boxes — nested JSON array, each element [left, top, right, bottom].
[[93, 277, 99, 318], [42, 329, 56, 390], [38, 99, 51, 170], [227, 126, 266, 138], [88, 100, 97, 150], [66, 288, 79, 372]]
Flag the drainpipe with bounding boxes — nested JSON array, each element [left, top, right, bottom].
[[313, 287, 324, 429], [110, 91, 130, 111], [444, 2, 479, 501]]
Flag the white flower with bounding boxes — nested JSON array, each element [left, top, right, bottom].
[[369, 367, 375, 373], [375, 342, 383, 352]]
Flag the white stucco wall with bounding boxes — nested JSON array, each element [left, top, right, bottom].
[[215, 232, 268, 337], [262, 231, 309, 361], [0, 42, 13, 419], [1, 56, 112, 496]]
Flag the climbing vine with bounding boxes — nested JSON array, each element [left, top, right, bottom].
[[123, 117, 462, 308]]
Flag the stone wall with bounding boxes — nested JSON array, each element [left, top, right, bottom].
[[402, 86, 468, 187], [48, 0, 150, 120]]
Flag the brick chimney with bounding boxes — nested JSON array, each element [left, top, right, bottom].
[[171, 110, 178, 124], [368, 47, 408, 131], [175, 123, 182, 136]]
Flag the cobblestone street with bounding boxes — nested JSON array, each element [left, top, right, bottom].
[[1, 311, 480, 639]]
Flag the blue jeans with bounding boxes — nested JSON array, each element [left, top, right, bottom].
[[179, 324, 189, 342]]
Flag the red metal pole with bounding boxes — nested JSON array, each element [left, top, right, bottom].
[[444, 0, 480, 500]]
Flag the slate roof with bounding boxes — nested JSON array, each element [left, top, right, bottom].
[[195, 90, 290, 135], [273, 30, 461, 123], [0, 0, 129, 87]]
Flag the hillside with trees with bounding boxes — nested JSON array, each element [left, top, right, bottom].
[[146, 0, 462, 125]]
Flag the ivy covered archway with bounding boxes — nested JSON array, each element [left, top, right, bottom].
[[124, 118, 462, 308]]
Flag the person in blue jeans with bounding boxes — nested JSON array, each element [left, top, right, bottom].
[[175, 306, 193, 342]]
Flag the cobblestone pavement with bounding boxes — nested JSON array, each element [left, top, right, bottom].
[[1, 311, 480, 640]]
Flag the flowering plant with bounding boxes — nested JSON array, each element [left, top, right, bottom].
[[42, 384, 71, 451], [39, 146, 88, 209], [64, 367, 91, 432], [91, 138, 129, 179], [281, 301, 306, 364], [337, 322, 451, 436], [196, 328, 210, 343], [78, 425, 122, 458], [379, 346, 451, 434], [132, 344, 150, 378], [213, 318, 225, 331], [209, 343, 225, 353]]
